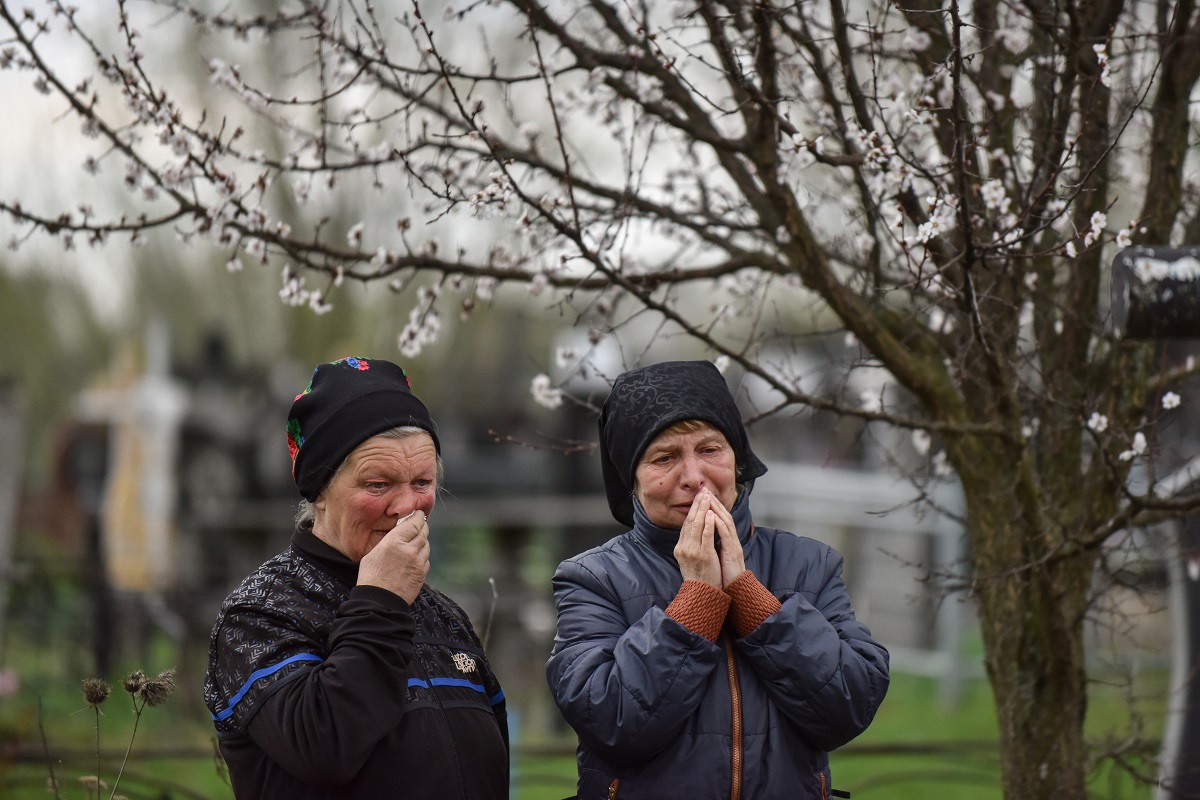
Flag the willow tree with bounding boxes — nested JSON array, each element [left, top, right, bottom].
[[4, 0, 1199, 796]]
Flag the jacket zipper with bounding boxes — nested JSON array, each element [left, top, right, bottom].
[[723, 637, 742, 800], [819, 770, 828, 800], [607, 778, 620, 799]]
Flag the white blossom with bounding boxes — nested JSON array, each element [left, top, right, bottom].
[[475, 276, 497, 301], [1163, 391, 1182, 409], [1119, 432, 1147, 462], [1094, 43, 1111, 87], [279, 266, 307, 306], [555, 346, 580, 369], [530, 373, 563, 409], [398, 306, 442, 358], [1087, 412, 1108, 433], [346, 222, 364, 247], [911, 429, 932, 456], [1084, 211, 1107, 247], [981, 179, 1009, 213], [859, 390, 882, 414], [245, 238, 265, 259]]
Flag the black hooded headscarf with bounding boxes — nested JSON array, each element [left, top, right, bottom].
[[598, 360, 768, 527]]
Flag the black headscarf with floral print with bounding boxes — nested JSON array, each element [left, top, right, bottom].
[[287, 356, 439, 502], [598, 360, 767, 527]]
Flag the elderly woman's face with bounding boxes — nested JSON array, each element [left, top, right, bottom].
[[312, 431, 438, 562], [634, 422, 737, 529]]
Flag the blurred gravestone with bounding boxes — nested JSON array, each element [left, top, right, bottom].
[[1110, 245, 1200, 339], [1112, 246, 1200, 799]]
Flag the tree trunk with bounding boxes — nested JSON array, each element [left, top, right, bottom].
[[959, 451, 1095, 799]]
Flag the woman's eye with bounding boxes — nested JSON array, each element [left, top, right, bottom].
[[413, 478, 433, 489], [365, 481, 388, 491]]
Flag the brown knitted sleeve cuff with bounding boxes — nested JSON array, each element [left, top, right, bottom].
[[665, 580, 731, 643], [725, 570, 782, 637]]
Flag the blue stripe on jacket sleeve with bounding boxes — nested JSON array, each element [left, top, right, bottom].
[[212, 653, 324, 721], [407, 677, 505, 706]]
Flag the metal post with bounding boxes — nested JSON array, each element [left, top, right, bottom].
[[0, 382, 25, 668]]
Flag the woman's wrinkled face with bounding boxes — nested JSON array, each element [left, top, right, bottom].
[[312, 432, 438, 562], [634, 422, 737, 529]]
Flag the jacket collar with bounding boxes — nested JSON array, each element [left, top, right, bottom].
[[628, 486, 755, 558], [292, 522, 359, 588]]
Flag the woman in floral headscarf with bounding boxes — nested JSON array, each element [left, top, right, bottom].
[[547, 360, 889, 800], [205, 357, 507, 800]]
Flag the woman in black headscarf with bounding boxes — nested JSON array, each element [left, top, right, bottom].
[[546, 360, 889, 800]]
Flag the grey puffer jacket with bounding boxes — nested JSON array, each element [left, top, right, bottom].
[[546, 493, 889, 800]]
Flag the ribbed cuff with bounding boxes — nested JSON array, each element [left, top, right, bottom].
[[665, 580, 731, 643], [725, 570, 782, 637]]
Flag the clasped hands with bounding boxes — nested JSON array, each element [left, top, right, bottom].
[[673, 487, 745, 589]]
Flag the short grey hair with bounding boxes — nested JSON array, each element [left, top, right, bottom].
[[295, 425, 444, 525]]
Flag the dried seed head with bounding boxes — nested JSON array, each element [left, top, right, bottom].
[[82, 677, 110, 706], [123, 670, 146, 696], [78, 775, 108, 791], [139, 668, 177, 707]]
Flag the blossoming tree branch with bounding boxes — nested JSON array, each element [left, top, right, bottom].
[[5, 1, 1200, 797]]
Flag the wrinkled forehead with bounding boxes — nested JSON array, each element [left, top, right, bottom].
[[642, 419, 726, 452]]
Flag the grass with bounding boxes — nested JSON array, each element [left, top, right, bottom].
[[0, 663, 1167, 800], [0, 580, 1169, 800]]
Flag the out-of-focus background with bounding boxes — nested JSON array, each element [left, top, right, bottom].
[[0, 287, 1173, 799]]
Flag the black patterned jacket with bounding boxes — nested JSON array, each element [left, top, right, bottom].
[[204, 525, 509, 799]]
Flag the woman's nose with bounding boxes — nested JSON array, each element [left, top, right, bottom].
[[679, 454, 705, 488], [386, 489, 415, 518]]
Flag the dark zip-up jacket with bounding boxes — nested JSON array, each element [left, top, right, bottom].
[[204, 525, 508, 799], [546, 493, 889, 800]]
